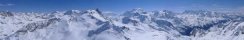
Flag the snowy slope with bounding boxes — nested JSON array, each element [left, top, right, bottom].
[[1, 9, 244, 40]]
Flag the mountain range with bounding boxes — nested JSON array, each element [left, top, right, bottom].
[[1, 8, 244, 40]]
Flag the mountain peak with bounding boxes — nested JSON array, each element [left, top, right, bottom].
[[0, 11, 14, 17], [85, 9, 107, 22], [130, 8, 145, 13], [64, 10, 81, 15]]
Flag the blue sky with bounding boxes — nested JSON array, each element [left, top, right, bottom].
[[0, 0, 244, 13]]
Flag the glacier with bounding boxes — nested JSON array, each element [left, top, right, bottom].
[[1, 9, 244, 40]]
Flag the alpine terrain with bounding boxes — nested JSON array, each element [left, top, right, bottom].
[[1, 8, 244, 40]]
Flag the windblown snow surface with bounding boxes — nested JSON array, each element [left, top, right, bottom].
[[1, 8, 244, 40]]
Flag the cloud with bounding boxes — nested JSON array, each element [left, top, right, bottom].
[[217, 6, 244, 13], [238, 7, 244, 10], [0, 3, 15, 6], [237, 7, 244, 13]]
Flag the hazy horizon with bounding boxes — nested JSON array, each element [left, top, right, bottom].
[[0, 0, 244, 13]]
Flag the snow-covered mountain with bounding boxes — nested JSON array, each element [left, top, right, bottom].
[[1, 8, 244, 40]]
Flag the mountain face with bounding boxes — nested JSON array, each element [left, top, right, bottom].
[[1, 9, 244, 40]]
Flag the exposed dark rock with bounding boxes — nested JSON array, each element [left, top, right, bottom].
[[16, 18, 60, 34], [122, 17, 131, 24], [88, 22, 111, 37], [124, 36, 130, 40], [180, 19, 229, 36]]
